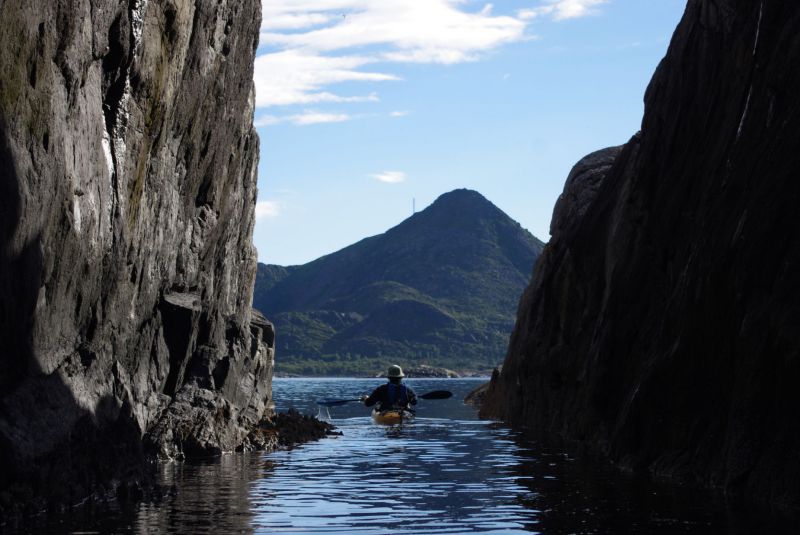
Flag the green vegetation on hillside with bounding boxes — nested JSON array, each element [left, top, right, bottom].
[[254, 189, 544, 376]]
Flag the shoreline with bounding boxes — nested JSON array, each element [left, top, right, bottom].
[[273, 375, 492, 380]]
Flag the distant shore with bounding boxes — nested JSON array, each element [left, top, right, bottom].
[[273, 374, 491, 380]]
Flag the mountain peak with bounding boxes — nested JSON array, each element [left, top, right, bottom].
[[408, 189, 508, 229], [435, 188, 487, 202], [427, 189, 494, 212]]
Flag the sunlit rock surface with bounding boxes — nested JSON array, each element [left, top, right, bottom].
[[481, 0, 800, 508], [0, 0, 272, 512]]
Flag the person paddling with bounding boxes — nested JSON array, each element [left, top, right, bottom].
[[362, 365, 417, 411]]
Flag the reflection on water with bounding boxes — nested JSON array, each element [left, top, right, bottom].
[[251, 418, 538, 534], [136, 457, 259, 534], [15, 379, 798, 534]]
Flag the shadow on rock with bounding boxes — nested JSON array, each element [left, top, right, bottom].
[[0, 123, 152, 522]]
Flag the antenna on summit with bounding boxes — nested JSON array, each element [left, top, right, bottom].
[[412, 198, 416, 215]]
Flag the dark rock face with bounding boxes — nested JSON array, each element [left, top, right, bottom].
[[0, 0, 272, 512], [481, 0, 800, 509], [549, 147, 623, 237]]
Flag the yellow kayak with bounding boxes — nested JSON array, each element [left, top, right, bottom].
[[372, 408, 415, 425]]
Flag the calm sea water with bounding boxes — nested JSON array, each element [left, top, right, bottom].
[[17, 378, 797, 533]]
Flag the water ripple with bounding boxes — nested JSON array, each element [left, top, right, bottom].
[[20, 378, 797, 534], [248, 387, 540, 534]]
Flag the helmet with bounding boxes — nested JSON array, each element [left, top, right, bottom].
[[387, 364, 405, 378]]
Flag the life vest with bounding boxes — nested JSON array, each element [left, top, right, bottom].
[[386, 383, 408, 407]]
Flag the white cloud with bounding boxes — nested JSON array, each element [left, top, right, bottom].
[[255, 0, 608, 108], [257, 0, 531, 107], [291, 111, 352, 125], [371, 171, 406, 184], [260, 3, 526, 58], [254, 50, 395, 107], [255, 110, 353, 126], [261, 12, 334, 30], [390, 110, 409, 117], [255, 200, 281, 219], [253, 114, 282, 127], [523, 0, 609, 22]]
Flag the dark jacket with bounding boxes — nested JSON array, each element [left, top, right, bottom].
[[364, 382, 417, 411]]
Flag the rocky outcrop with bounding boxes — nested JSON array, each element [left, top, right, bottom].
[[464, 372, 494, 407], [378, 365, 460, 378], [246, 409, 340, 451], [0, 0, 272, 513], [548, 147, 623, 237], [481, 0, 800, 509]]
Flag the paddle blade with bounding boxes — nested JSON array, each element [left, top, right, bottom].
[[419, 390, 453, 400], [317, 398, 361, 407]]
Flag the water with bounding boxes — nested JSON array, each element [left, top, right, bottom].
[[257, 379, 536, 534], [14, 378, 797, 533]]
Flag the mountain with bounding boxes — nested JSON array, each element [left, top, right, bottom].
[[254, 189, 545, 376], [480, 0, 800, 508]]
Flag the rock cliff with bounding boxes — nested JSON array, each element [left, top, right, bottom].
[[481, 0, 800, 509], [0, 0, 273, 512]]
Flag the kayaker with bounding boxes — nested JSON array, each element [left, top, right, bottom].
[[362, 365, 418, 411]]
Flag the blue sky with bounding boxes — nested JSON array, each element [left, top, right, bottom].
[[252, 0, 687, 266]]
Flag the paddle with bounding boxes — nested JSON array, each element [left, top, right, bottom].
[[316, 389, 453, 407]]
